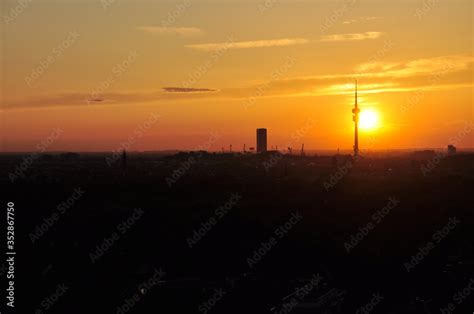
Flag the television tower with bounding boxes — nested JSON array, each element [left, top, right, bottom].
[[352, 80, 360, 157]]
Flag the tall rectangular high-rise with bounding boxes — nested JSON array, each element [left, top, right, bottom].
[[256, 128, 267, 153]]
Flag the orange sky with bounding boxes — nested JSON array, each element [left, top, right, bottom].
[[1, 0, 473, 152]]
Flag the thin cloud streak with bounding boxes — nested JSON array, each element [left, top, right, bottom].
[[185, 38, 311, 51], [354, 54, 474, 78], [162, 87, 217, 93], [3, 89, 222, 110], [320, 31, 383, 42], [185, 32, 384, 51]]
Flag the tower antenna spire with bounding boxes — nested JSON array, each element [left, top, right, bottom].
[[355, 80, 358, 108]]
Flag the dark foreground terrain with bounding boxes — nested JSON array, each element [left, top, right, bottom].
[[1, 151, 473, 313]]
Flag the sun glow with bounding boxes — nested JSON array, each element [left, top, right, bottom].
[[359, 109, 380, 130]]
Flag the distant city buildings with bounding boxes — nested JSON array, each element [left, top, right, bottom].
[[413, 150, 436, 159], [256, 128, 267, 153], [448, 145, 457, 155]]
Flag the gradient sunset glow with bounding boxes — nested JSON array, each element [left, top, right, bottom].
[[2, 0, 473, 152]]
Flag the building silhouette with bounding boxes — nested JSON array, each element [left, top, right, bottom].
[[256, 128, 267, 153], [448, 145, 457, 155]]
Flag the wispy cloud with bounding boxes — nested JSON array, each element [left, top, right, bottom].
[[5, 54, 471, 111], [237, 54, 474, 98], [3, 89, 222, 110], [185, 38, 311, 51], [186, 32, 384, 51], [162, 87, 217, 93], [320, 31, 383, 42], [354, 54, 474, 78], [137, 26, 203, 37]]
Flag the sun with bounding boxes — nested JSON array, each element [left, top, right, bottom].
[[359, 109, 380, 130]]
